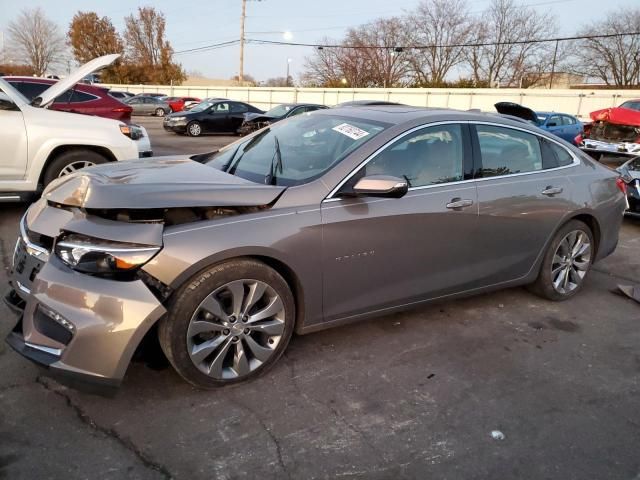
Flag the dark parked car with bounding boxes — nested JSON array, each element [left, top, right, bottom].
[[6, 106, 625, 391], [163, 99, 263, 136], [4, 76, 133, 121], [125, 96, 171, 116], [239, 103, 328, 135], [495, 102, 583, 144]]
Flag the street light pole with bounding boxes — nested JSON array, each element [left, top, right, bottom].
[[239, 0, 247, 84], [286, 58, 292, 87]]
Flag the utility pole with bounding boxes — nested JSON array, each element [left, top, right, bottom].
[[239, 0, 247, 84]]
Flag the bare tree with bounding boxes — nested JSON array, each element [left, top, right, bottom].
[[405, 0, 473, 85], [123, 7, 185, 84], [7, 7, 65, 76], [464, 0, 557, 86], [570, 8, 640, 86], [303, 19, 411, 88]]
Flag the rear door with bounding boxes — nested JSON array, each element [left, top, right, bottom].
[[229, 102, 249, 131], [471, 123, 576, 285], [321, 122, 480, 321]]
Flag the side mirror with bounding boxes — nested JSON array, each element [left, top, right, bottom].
[[352, 175, 408, 198]]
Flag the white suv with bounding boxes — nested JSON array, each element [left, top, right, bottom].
[[0, 54, 151, 202]]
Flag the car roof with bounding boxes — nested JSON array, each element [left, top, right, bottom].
[[314, 105, 550, 131], [537, 111, 575, 117], [279, 103, 326, 108]]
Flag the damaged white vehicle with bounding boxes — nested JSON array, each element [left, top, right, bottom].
[[0, 54, 151, 202]]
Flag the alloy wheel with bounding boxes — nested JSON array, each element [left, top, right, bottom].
[[189, 123, 201, 136], [551, 230, 591, 295], [186, 279, 286, 380], [58, 161, 95, 177]]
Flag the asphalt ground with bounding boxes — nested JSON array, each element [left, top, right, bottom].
[[1, 117, 639, 479]]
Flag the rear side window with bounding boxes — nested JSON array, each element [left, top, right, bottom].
[[9, 81, 48, 101], [53, 90, 97, 103], [476, 125, 543, 177], [562, 115, 576, 125], [230, 102, 248, 113], [540, 138, 575, 169]]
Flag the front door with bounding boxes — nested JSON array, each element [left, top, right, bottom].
[[321, 123, 480, 322], [203, 102, 230, 133], [471, 123, 576, 285], [0, 91, 28, 180]]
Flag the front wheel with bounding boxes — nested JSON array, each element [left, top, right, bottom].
[[187, 121, 202, 137], [43, 149, 109, 186], [528, 220, 594, 301], [158, 259, 295, 388]]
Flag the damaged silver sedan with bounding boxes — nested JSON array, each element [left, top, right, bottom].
[[5, 107, 626, 390]]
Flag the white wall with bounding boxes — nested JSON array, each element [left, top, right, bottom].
[[103, 84, 640, 120]]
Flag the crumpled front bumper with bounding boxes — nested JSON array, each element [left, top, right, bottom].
[[5, 202, 167, 388]]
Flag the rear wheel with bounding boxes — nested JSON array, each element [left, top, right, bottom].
[[43, 149, 109, 186], [187, 121, 202, 137], [155, 108, 166, 117], [529, 220, 594, 301], [158, 259, 295, 388]]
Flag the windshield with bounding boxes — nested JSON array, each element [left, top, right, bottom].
[[189, 101, 215, 113], [265, 105, 292, 117], [206, 114, 389, 186]]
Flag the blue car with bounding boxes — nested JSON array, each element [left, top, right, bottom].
[[495, 102, 584, 144]]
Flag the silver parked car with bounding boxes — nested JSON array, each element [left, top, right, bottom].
[[6, 106, 626, 390], [125, 95, 171, 116]]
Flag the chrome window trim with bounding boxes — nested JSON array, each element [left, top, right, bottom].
[[323, 119, 580, 203]]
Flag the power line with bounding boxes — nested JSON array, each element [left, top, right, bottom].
[[247, 31, 640, 50], [172, 31, 640, 56]]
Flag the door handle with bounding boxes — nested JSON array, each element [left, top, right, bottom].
[[446, 198, 474, 210], [541, 186, 563, 196]]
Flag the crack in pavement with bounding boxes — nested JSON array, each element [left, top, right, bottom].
[[592, 267, 640, 285], [35, 376, 173, 480], [233, 397, 291, 479]]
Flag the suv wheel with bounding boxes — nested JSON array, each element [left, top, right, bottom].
[[43, 149, 109, 186], [529, 219, 594, 301], [158, 259, 295, 388]]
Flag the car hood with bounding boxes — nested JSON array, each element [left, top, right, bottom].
[[494, 102, 539, 124], [43, 157, 286, 209], [37, 54, 120, 108], [590, 107, 640, 127]]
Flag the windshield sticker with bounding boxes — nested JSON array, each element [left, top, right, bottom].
[[332, 123, 370, 140]]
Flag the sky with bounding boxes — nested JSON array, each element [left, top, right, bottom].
[[0, 0, 638, 81]]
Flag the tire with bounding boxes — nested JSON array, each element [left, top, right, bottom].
[[187, 121, 202, 137], [155, 108, 166, 117], [158, 259, 295, 388], [43, 149, 109, 186], [528, 219, 594, 301]]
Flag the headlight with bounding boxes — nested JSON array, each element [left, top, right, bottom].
[[119, 124, 144, 140], [55, 233, 161, 275], [170, 116, 186, 122]]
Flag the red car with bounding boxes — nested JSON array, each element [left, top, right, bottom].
[[4, 77, 132, 121], [164, 96, 201, 112]]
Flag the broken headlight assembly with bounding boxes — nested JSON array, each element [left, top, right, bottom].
[[55, 233, 161, 275]]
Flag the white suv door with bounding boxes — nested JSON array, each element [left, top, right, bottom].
[[0, 90, 28, 180]]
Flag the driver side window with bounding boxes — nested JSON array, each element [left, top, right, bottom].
[[214, 103, 229, 113], [361, 124, 465, 188]]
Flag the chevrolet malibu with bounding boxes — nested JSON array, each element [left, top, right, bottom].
[[5, 106, 626, 390]]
